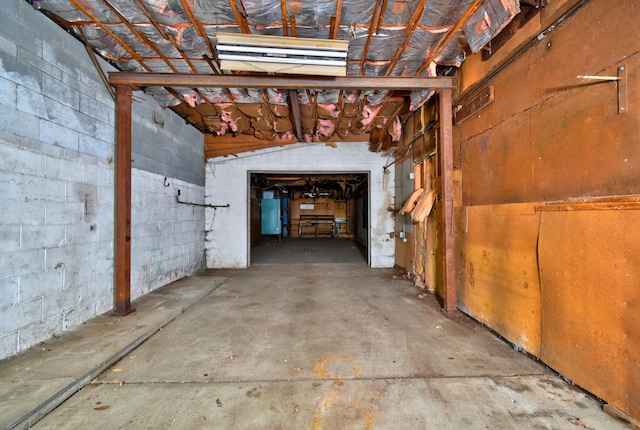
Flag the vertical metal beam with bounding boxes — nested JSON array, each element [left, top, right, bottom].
[[114, 85, 134, 316], [438, 88, 456, 315]]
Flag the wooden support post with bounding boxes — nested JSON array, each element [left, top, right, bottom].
[[438, 88, 456, 315], [413, 163, 422, 191], [289, 90, 303, 142], [114, 85, 134, 316]]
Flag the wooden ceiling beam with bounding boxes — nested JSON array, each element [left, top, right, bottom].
[[330, 0, 343, 39], [384, 0, 426, 77], [178, 0, 220, 71], [359, 0, 384, 75], [110, 73, 454, 89], [280, 0, 289, 36], [415, 0, 482, 76], [133, 0, 198, 73], [205, 133, 296, 146], [228, 0, 251, 34], [204, 131, 370, 146], [376, 0, 389, 35], [102, 0, 178, 73], [289, 90, 303, 142], [69, 0, 151, 71]]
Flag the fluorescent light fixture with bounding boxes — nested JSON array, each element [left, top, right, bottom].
[[216, 33, 349, 77]]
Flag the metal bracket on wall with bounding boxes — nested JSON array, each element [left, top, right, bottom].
[[453, 86, 494, 125], [176, 195, 229, 208], [618, 64, 627, 114], [577, 64, 627, 114]]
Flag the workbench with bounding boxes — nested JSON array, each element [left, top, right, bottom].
[[298, 215, 336, 238]]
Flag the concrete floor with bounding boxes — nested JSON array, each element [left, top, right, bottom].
[[0, 239, 629, 429]]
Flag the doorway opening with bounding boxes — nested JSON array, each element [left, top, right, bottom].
[[249, 172, 369, 265]]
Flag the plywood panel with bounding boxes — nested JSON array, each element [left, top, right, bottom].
[[456, 203, 541, 355], [538, 209, 640, 420]]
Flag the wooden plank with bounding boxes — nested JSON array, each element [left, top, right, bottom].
[[216, 33, 349, 50], [536, 194, 640, 211], [538, 209, 640, 420], [204, 132, 371, 158], [219, 59, 347, 77], [114, 85, 134, 316]]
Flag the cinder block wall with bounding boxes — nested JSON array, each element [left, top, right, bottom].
[[0, 0, 205, 360], [205, 142, 395, 268]]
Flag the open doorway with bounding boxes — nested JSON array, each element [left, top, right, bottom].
[[249, 172, 369, 265]]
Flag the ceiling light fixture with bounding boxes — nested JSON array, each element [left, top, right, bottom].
[[216, 33, 349, 77]]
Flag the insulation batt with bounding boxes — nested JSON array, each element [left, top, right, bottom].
[[32, 0, 521, 146], [389, 116, 402, 142], [221, 111, 238, 132], [411, 189, 436, 222], [317, 104, 340, 118], [361, 105, 383, 126], [399, 188, 424, 214], [317, 118, 336, 137], [219, 103, 247, 133], [182, 94, 199, 108], [281, 131, 295, 141]]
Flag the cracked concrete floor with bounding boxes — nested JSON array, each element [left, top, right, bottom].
[[11, 239, 629, 429]]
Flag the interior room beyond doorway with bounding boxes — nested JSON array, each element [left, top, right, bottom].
[[249, 172, 369, 264]]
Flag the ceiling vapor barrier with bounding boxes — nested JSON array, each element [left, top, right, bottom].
[[31, 0, 521, 157]]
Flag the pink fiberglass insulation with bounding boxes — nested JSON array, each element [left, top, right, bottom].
[[317, 118, 336, 137], [361, 104, 383, 126], [390, 116, 402, 142]]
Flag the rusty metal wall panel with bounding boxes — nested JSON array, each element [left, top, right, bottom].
[[459, 0, 640, 207], [454, 0, 640, 422], [530, 68, 640, 201], [538, 209, 640, 420], [456, 203, 541, 355], [461, 111, 532, 206]]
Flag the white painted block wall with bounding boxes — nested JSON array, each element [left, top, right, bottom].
[[0, 132, 205, 360], [205, 142, 395, 268], [131, 171, 205, 298], [0, 1, 205, 360]]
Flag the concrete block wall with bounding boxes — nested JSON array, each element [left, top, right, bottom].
[[0, 1, 205, 360], [0, 135, 115, 359], [131, 92, 205, 186], [131, 170, 205, 298], [205, 142, 395, 268]]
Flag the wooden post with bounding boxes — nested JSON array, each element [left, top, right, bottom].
[[413, 162, 422, 191], [114, 85, 134, 315], [438, 88, 456, 315]]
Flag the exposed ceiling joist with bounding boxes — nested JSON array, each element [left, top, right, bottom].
[[37, 0, 523, 158]]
